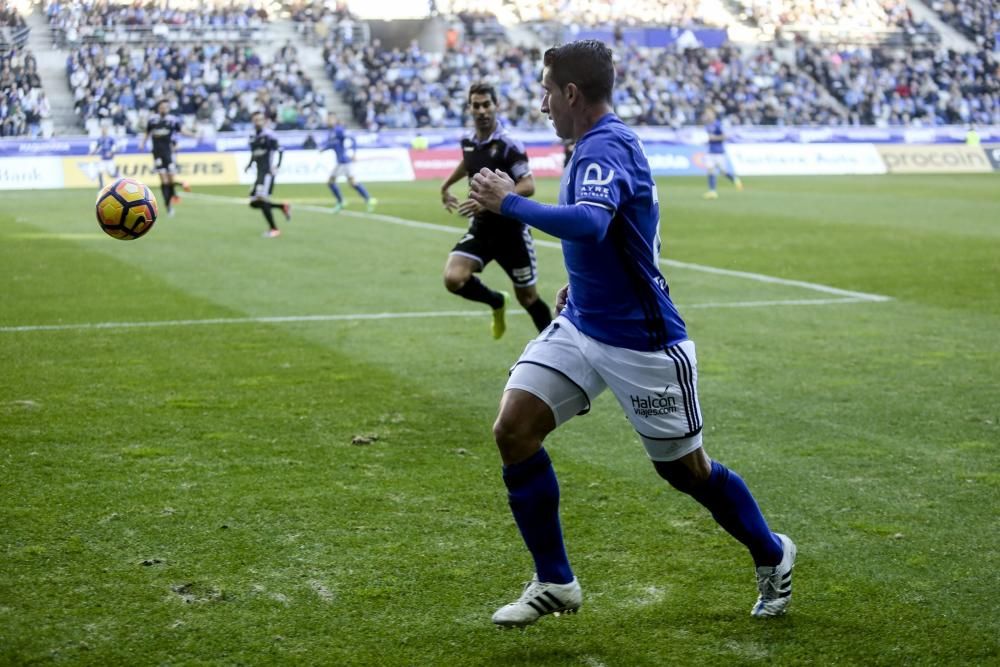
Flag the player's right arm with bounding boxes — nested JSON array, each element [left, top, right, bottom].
[[440, 160, 467, 213]]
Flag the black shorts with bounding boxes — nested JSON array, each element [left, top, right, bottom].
[[249, 170, 275, 198], [450, 215, 538, 288], [152, 147, 176, 174]]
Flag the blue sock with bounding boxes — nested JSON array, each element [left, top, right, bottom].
[[502, 448, 574, 584], [686, 461, 783, 567], [708, 173, 717, 191], [353, 182, 370, 200], [328, 182, 343, 203], [725, 172, 736, 183]]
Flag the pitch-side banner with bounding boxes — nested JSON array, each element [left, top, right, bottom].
[[0, 156, 64, 189], [726, 143, 886, 176], [877, 145, 992, 174], [62, 152, 239, 188], [409, 147, 567, 180], [233, 148, 414, 184], [985, 145, 1000, 171]]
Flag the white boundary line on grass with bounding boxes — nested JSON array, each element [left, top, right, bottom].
[[0, 193, 892, 334], [186, 192, 893, 303], [1, 298, 872, 333]]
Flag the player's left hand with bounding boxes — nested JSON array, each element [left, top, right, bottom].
[[469, 168, 515, 214], [457, 199, 482, 217]]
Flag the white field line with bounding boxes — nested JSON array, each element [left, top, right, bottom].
[[1, 194, 890, 334], [186, 192, 893, 303], [1, 298, 867, 334]]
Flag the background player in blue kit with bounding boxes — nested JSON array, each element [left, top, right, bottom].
[[470, 40, 795, 628], [246, 111, 292, 238], [702, 108, 743, 200], [90, 125, 118, 188], [320, 113, 376, 213]]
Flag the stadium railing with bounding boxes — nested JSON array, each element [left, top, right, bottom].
[[49, 23, 267, 48], [0, 23, 29, 54]]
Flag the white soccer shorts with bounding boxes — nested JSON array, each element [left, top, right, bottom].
[[703, 153, 729, 172], [99, 159, 117, 175], [330, 162, 356, 180], [505, 316, 704, 461]]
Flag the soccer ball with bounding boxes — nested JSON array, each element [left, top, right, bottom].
[[96, 177, 158, 240]]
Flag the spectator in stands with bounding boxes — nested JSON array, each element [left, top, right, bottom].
[[798, 44, 999, 126], [928, 0, 997, 50], [66, 42, 324, 134], [45, 0, 268, 47]]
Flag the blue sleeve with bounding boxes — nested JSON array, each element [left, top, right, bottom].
[[501, 194, 614, 242]]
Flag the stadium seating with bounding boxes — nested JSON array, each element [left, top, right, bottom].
[[437, 0, 726, 27], [1, 0, 997, 137], [797, 44, 999, 126], [325, 35, 855, 130], [66, 42, 325, 135], [44, 0, 268, 47], [925, 0, 998, 50], [325, 38, 550, 130], [286, 0, 368, 47], [1, 1, 46, 137]]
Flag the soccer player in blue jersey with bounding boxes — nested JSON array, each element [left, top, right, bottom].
[[320, 113, 376, 213], [469, 40, 795, 627], [702, 108, 742, 200], [90, 125, 118, 188]]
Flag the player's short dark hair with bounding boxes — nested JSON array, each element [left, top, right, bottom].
[[542, 40, 615, 105], [467, 82, 497, 106]]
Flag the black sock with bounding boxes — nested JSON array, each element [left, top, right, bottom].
[[161, 184, 171, 206], [455, 276, 503, 309], [261, 202, 276, 230], [525, 298, 553, 332]]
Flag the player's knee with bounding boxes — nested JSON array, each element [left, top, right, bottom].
[[514, 290, 537, 308], [443, 270, 467, 293], [653, 459, 708, 494], [492, 414, 542, 459]]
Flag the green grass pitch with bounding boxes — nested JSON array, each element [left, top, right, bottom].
[[1, 175, 998, 665]]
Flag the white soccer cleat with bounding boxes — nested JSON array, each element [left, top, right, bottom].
[[751, 533, 796, 618], [492, 575, 582, 628]]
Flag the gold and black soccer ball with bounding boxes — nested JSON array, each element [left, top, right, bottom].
[[95, 177, 158, 240]]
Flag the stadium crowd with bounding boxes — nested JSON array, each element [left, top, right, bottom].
[[45, 0, 269, 45], [798, 44, 999, 126], [2, 46, 50, 136], [436, 0, 726, 27], [1, 0, 998, 137], [326, 38, 549, 130], [614, 43, 847, 126], [735, 0, 930, 34], [1, 1, 47, 137], [326, 36, 852, 130], [286, 0, 363, 46], [67, 41, 325, 134], [926, 0, 998, 50]]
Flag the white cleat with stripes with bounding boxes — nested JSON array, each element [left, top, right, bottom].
[[492, 575, 582, 628], [751, 533, 796, 617]]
